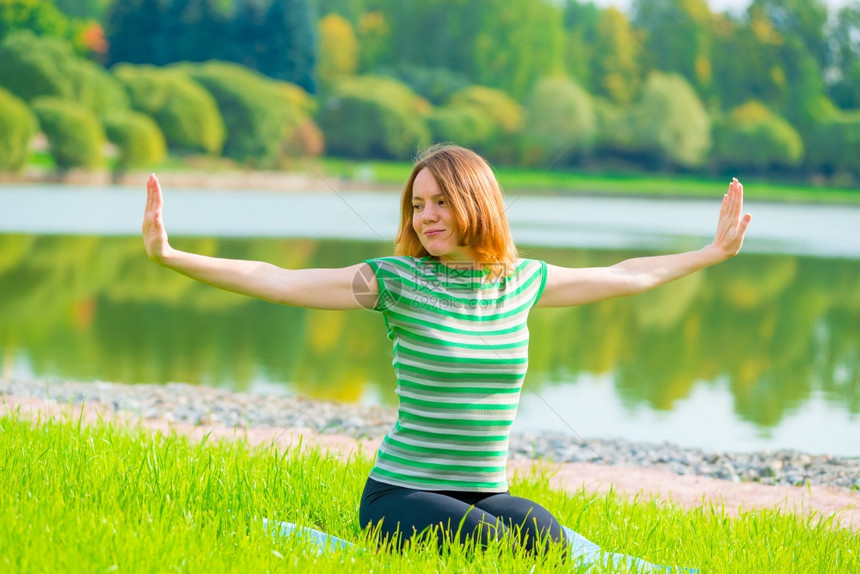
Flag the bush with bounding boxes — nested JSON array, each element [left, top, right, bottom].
[[426, 104, 495, 149], [520, 77, 596, 166], [102, 110, 166, 169], [0, 86, 38, 172], [447, 86, 524, 162], [31, 97, 105, 169], [0, 31, 128, 115], [627, 72, 711, 169], [712, 101, 803, 172], [807, 111, 860, 176], [179, 62, 309, 168], [318, 75, 431, 159], [114, 64, 224, 155]]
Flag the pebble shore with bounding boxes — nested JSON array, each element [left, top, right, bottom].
[[2, 378, 858, 491]]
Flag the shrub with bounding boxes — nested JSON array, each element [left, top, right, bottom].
[[114, 64, 224, 155], [627, 72, 711, 169], [102, 110, 166, 169], [447, 86, 524, 162], [31, 97, 105, 169], [520, 77, 596, 166], [712, 101, 803, 172], [0, 31, 128, 115], [318, 75, 431, 159], [807, 111, 860, 176], [426, 104, 495, 149], [179, 62, 306, 168], [0, 86, 38, 172]]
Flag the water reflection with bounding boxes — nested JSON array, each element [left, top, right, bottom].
[[1, 234, 858, 450]]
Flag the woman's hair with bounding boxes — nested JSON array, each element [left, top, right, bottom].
[[395, 144, 518, 276]]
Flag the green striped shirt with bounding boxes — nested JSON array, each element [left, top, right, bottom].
[[364, 256, 547, 492]]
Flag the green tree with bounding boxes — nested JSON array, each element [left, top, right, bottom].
[[628, 72, 711, 169], [317, 75, 430, 159], [31, 97, 106, 169], [317, 13, 358, 88], [0, 86, 37, 172], [102, 109, 167, 169], [591, 7, 641, 105], [827, 4, 860, 109], [712, 101, 804, 172], [633, 0, 715, 97], [520, 77, 596, 167], [0, 31, 129, 115], [105, 0, 170, 65], [54, 0, 111, 19], [561, 0, 601, 92], [0, 0, 71, 42], [258, 0, 317, 92]]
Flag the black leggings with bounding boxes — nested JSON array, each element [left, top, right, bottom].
[[358, 477, 568, 554]]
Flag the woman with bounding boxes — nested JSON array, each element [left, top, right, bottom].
[[142, 144, 751, 555]]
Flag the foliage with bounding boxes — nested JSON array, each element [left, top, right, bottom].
[[318, 75, 430, 159], [102, 109, 166, 169], [633, 0, 714, 95], [363, 0, 564, 99], [0, 0, 71, 43], [106, 0, 316, 92], [712, 101, 804, 172], [828, 4, 860, 109], [317, 13, 358, 87], [447, 85, 524, 162], [382, 66, 471, 106], [0, 86, 37, 172], [520, 77, 596, 167], [807, 110, 860, 176], [426, 104, 495, 149], [179, 61, 315, 167], [113, 64, 225, 155], [627, 72, 711, 169], [0, 31, 128, 115], [591, 7, 641, 105], [31, 96, 105, 169]]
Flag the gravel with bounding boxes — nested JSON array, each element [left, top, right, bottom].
[[2, 378, 858, 491]]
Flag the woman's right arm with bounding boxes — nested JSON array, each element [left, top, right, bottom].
[[143, 174, 376, 310]]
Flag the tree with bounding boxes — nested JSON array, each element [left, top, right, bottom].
[[317, 13, 358, 88], [258, 0, 317, 92], [105, 0, 171, 65], [591, 7, 641, 105], [520, 77, 596, 166], [628, 72, 711, 169], [633, 0, 715, 97], [0, 0, 71, 42], [561, 0, 601, 92], [712, 101, 804, 172], [827, 4, 860, 109]]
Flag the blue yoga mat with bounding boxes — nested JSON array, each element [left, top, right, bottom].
[[261, 519, 698, 573]]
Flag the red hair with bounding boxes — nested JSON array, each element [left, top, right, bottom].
[[395, 144, 518, 277]]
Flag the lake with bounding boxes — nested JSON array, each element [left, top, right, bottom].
[[1, 183, 858, 456]]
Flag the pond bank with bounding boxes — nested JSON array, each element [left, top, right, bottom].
[[3, 378, 858, 531], [2, 378, 858, 492]]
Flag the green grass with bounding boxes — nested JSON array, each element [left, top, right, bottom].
[[315, 157, 860, 204], [1, 412, 856, 573]]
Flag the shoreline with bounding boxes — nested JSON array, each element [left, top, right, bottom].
[[2, 377, 858, 530], [2, 377, 857, 491]]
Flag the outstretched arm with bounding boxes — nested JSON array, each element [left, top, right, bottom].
[[537, 178, 752, 308], [142, 174, 376, 310]]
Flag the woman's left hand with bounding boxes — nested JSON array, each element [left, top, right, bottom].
[[711, 178, 752, 259]]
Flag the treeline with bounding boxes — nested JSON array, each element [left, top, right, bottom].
[[1, 0, 860, 183]]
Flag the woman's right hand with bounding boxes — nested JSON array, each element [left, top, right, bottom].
[[143, 174, 173, 264]]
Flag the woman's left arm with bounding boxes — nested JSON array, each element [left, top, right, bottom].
[[537, 178, 752, 308]]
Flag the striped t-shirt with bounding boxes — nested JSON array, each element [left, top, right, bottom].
[[363, 256, 548, 492]]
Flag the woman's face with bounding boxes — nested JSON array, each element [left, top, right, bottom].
[[411, 168, 477, 263]]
